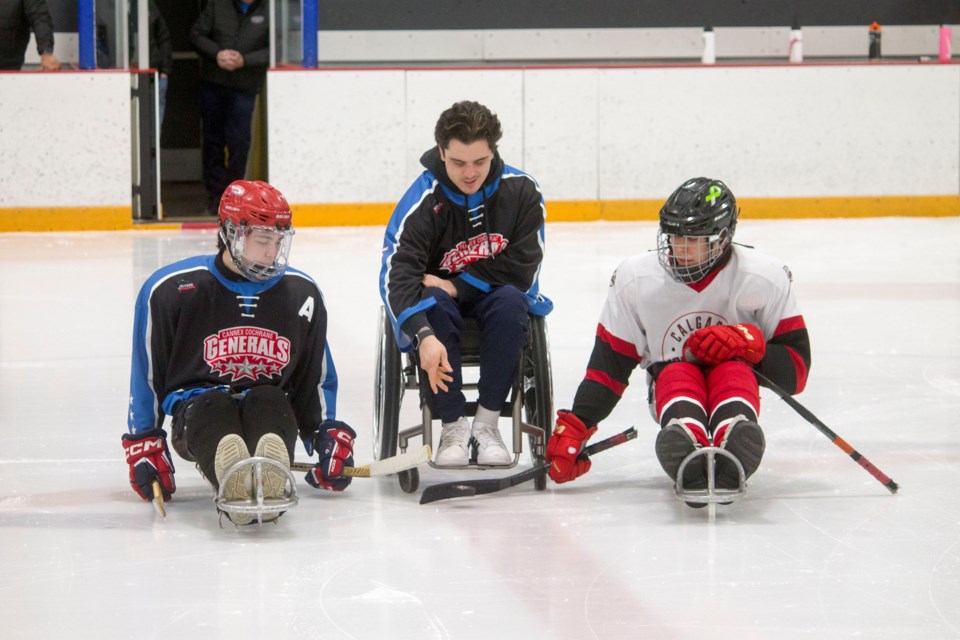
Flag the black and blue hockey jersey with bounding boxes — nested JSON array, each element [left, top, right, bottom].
[[127, 253, 338, 447]]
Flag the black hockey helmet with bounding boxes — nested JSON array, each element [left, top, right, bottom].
[[657, 177, 739, 283]]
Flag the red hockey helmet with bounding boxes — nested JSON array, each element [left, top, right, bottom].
[[217, 180, 295, 281]]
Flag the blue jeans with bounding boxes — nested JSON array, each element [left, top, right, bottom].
[[422, 286, 530, 423]]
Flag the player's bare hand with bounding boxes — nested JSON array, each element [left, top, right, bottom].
[[422, 274, 457, 298], [418, 336, 453, 393]]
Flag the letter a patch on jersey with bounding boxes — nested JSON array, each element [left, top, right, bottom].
[[299, 296, 315, 322]]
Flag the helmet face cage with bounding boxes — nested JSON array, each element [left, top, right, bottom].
[[220, 221, 295, 282], [657, 177, 738, 284], [657, 228, 730, 284], [217, 180, 295, 282]]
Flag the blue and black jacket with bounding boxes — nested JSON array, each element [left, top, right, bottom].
[[379, 146, 552, 351]]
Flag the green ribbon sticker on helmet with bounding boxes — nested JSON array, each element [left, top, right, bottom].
[[706, 185, 722, 204]]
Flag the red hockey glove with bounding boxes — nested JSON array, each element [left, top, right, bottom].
[[545, 411, 598, 484], [683, 323, 766, 366], [305, 421, 356, 492], [121, 427, 176, 500]]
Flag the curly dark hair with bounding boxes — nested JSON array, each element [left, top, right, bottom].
[[434, 101, 503, 152]]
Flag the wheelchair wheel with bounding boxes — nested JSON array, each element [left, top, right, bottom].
[[398, 468, 420, 493], [523, 315, 554, 491], [374, 306, 403, 461]]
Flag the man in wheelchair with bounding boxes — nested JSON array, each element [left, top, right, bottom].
[[379, 100, 552, 467]]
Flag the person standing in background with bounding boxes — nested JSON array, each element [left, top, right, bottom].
[[190, 0, 269, 215], [0, 0, 61, 70]]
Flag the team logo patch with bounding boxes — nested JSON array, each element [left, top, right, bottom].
[[177, 280, 196, 293], [661, 311, 728, 359], [204, 326, 291, 382], [439, 233, 509, 273]]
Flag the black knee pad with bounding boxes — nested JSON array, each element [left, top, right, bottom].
[[178, 390, 243, 474], [239, 386, 299, 458]]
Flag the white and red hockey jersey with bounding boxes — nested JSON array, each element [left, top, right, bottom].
[[571, 246, 811, 427]]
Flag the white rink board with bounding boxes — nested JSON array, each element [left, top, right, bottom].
[[524, 69, 600, 200], [266, 70, 407, 204], [597, 64, 960, 199], [403, 70, 524, 179], [267, 64, 960, 205], [0, 73, 131, 207]]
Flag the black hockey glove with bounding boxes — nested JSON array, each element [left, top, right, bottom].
[[305, 421, 356, 492]]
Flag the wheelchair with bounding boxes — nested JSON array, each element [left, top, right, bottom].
[[373, 305, 554, 493]]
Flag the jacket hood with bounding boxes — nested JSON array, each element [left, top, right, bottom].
[[419, 146, 505, 208]]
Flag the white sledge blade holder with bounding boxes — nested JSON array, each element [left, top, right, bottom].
[[675, 447, 748, 506], [216, 457, 299, 525]]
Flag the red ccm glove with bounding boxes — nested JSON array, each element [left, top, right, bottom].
[[683, 323, 766, 366], [121, 427, 176, 500], [545, 411, 598, 484]]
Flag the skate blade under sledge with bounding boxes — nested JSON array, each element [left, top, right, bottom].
[[216, 456, 299, 525], [676, 446, 748, 506]]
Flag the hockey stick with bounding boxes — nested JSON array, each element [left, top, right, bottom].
[[290, 444, 431, 478], [151, 479, 166, 518], [419, 427, 638, 505], [753, 369, 898, 494]]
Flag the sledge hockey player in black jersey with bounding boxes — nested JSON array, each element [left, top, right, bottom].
[[122, 180, 356, 525], [379, 100, 552, 467], [546, 177, 812, 505]]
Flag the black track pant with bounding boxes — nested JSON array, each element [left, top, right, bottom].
[[171, 386, 298, 487]]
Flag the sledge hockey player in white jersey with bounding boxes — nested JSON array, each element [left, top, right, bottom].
[[545, 177, 811, 505], [123, 180, 357, 525], [379, 100, 551, 467]]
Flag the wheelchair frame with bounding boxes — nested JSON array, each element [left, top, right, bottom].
[[373, 306, 554, 493]]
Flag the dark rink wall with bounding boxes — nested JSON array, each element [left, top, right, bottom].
[[45, 1, 960, 32], [315, 0, 958, 29]]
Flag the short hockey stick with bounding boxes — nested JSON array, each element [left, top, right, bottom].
[[753, 369, 898, 494], [290, 444, 431, 478], [419, 427, 638, 505], [151, 479, 166, 518]]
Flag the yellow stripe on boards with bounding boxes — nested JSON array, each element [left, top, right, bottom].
[[0, 195, 956, 232], [0, 207, 133, 232], [290, 203, 394, 227], [739, 195, 960, 219]]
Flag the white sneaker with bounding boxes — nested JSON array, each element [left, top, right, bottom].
[[473, 421, 511, 465], [214, 433, 253, 525], [435, 417, 471, 466]]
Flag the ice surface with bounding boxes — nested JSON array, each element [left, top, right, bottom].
[[0, 218, 958, 639]]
